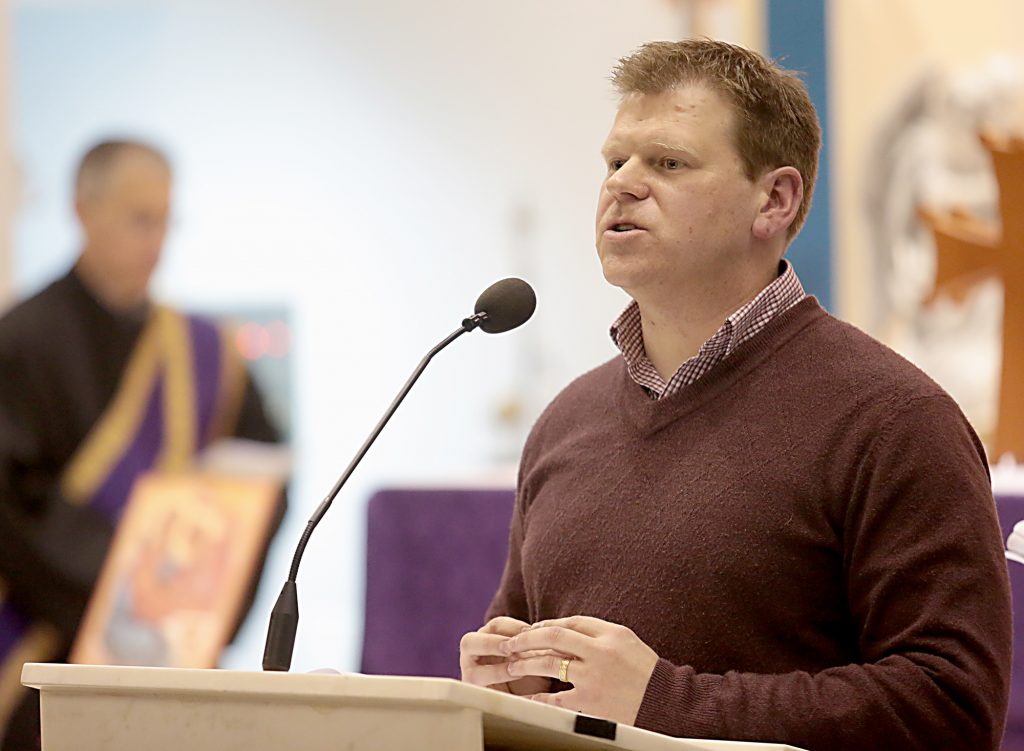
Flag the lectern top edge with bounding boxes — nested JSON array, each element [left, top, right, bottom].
[[23, 663, 806, 751]]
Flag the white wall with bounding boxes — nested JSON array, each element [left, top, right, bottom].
[[10, 0, 683, 672]]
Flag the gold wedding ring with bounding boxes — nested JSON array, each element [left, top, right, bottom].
[[558, 657, 572, 683]]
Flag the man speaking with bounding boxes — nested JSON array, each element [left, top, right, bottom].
[[460, 40, 1011, 750]]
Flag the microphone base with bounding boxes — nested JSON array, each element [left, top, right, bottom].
[[262, 581, 299, 672]]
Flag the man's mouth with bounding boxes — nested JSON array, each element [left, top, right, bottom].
[[612, 223, 638, 232]]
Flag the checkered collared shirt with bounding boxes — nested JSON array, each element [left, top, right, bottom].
[[610, 260, 806, 399]]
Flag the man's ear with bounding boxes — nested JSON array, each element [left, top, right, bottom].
[[751, 167, 803, 242]]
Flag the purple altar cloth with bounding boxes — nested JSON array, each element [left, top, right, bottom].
[[360, 488, 515, 679], [360, 488, 1024, 748]]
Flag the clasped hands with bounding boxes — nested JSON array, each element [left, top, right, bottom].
[[459, 615, 659, 725]]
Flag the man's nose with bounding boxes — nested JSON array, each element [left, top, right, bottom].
[[605, 158, 650, 201]]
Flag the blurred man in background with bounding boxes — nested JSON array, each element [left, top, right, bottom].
[[0, 140, 285, 750], [461, 40, 1011, 750]]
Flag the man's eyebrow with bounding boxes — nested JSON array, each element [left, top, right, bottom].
[[653, 141, 691, 153], [601, 140, 695, 156]]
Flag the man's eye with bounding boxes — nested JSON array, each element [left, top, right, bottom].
[[608, 159, 626, 171], [663, 158, 682, 170]]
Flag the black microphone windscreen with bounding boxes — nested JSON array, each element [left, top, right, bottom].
[[474, 278, 536, 334]]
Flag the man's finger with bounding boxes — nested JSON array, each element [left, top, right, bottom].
[[518, 648, 567, 660], [481, 616, 531, 635], [462, 659, 518, 688], [460, 631, 514, 657], [529, 615, 609, 636], [524, 689, 583, 712], [504, 625, 591, 657], [507, 653, 586, 683]]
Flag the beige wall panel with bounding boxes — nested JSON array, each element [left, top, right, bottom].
[[831, 0, 1024, 327], [831, 0, 1024, 453]]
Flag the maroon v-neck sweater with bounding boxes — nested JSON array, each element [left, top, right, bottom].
[[487, 298, 1011, 750]]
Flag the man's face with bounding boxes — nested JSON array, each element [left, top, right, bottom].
[[77, 153, 171, 305], [595, 85, 763, 299]]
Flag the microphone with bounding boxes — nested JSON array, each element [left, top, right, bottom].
[[469, 277, 537, 333], [262, 277, 536, 672]]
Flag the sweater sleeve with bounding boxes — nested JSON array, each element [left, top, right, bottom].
[[634, 394, 1012, 751], [484, 418, 542, 624], [484, 479, 531, 624]]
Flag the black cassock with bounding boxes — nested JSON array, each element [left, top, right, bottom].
[[0, 268, 286, 750]]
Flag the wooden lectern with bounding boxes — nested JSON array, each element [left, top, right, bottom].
[[22, 663, 804, 751]]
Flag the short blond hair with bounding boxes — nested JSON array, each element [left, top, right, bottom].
[[612, 39, 821, 239]]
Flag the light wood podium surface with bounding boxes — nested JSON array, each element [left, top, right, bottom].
[[22, 663, 805, 751]]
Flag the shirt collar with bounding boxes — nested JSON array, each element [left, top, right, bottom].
[[609, 260, 806, 397]]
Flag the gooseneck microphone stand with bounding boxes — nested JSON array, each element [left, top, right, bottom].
[[262, 312, 489, 672]]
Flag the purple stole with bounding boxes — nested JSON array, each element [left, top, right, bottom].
[[0, 307, 245, 728]]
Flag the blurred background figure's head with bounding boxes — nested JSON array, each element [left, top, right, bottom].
[[74, 140, 171, 311]]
